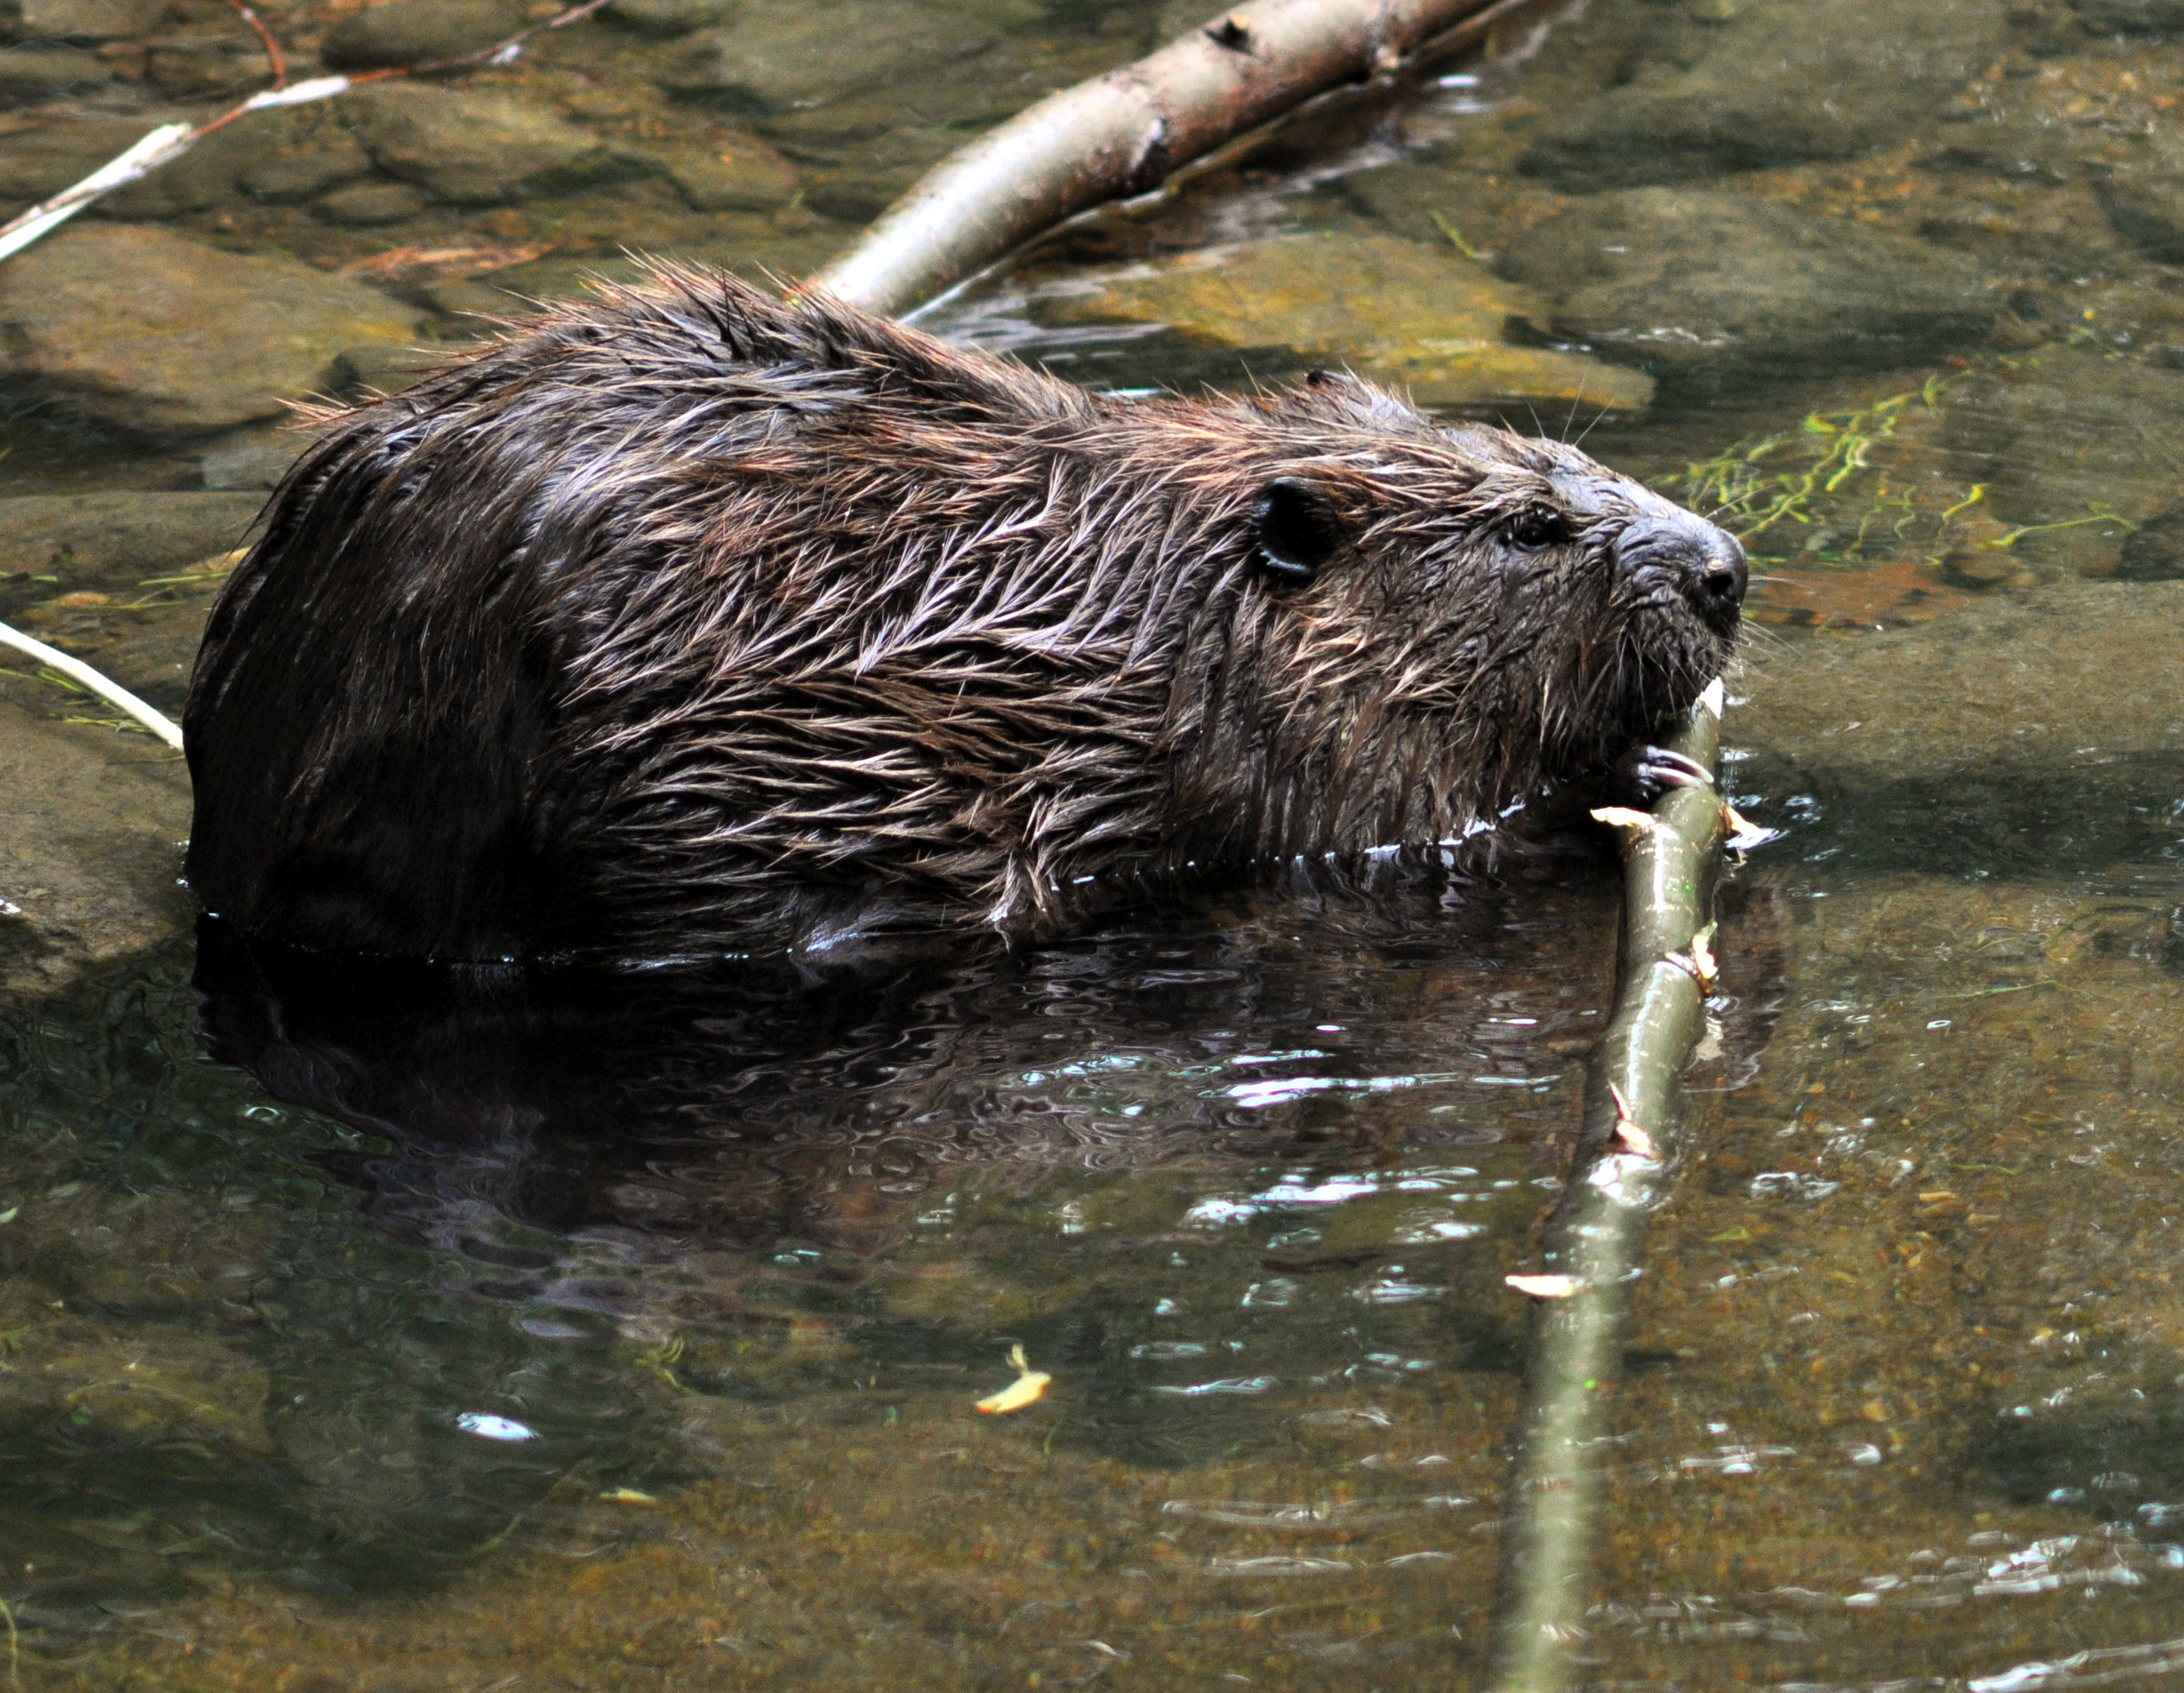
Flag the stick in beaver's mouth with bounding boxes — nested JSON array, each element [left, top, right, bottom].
[[1487, 679, 1731, 1693]]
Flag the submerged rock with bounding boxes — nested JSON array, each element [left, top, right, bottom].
[[1052, 231, 1654, 412], [1500, 188, 1994, 391], [605, 0, 740, 33], [1739, 579, 2184, 798], [2072, 0, 2184, 31], [1519, 0, 2013, 189], [311, 180, 430, 226], [235, 121, 377, 204], [141, 29, 265, 95], [0, 113, 156, 206], [2093, 131, 2184, 262], [0, 702, 192, 993], [799, 125, 963, 221], [2118, 509, 2184, 580], [320, 0, 524, 70], [332, 343, 437, 395], [0, 107, 384, 221], [339, 84, 628, 205], [642, 134, 800, 212], [74, 592, 219, 712], [0, 224, 420, 440], [0, 44, 107, 103], [1917, 107, 2087, 186], [0, 0, 161, 40], [660, 1, 1005, 117], [195, 431, 301, 493], [1935, 345, 2184, 577], [0, 490, 261, 585]]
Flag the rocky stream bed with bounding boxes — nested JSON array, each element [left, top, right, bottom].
[[11, 1, 2184, 1688]]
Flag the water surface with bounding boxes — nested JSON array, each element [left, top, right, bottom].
[[7, 1, 2184, 1687]]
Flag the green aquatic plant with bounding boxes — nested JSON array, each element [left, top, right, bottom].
[[1428, 209, 1487, 261], [1672, 377, 1960, 554], [1988, 509, 2136, 547], [635, 1333, 694, 1394], [1668, 375, 2134, 581]]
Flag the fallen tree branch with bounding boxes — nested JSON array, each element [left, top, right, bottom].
[[0, 619, 184, 749], [0, 0, 613, 266], [1486, 680, 1729, 1693], [811, 0, 1553, 318]]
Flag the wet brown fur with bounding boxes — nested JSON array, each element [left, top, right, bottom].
[[183, 265, 1741, 964]]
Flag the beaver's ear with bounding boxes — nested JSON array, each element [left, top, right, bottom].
[[1253, 477, 1349, 587]]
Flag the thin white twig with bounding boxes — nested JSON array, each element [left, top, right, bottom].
[[0, 0, 613, 267], [0, 121, 195, 263], [241, 73, 354, 110], [0, 620, 184, 749]]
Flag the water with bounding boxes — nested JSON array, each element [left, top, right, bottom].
[[7, 0, 2184, 1686]]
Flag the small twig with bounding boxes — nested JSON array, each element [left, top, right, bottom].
[[345, 0, 614, 85], [0, 621, 182, 749], [222, 0, 288, 88], [0, 121, 194, 263], [0, 0, 613, 264]]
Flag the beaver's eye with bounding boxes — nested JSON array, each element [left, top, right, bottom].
[[1506, 510, 1566, 550]]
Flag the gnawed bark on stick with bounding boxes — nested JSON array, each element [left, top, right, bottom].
[[811, 0, 1555, 318], [1487, 680, 1729, 1693]]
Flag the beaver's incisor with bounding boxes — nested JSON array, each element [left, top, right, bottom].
[[182, 266, 1744, 964]]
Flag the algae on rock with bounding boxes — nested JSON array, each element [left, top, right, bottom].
[[1051, 231, 1655, 412], [339, 82, 638, 206], [319, 0, 527, 70], [0, 224, 420, 440], [0, 703, 191, 992], [1931, 344, 2184, 578], [0, 491, 260, 587]]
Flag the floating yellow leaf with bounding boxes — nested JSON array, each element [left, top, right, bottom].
[[1589, 806, 1657, 832], [975, 1344, 1052, 1415], [598, 1487, 658, 1505]]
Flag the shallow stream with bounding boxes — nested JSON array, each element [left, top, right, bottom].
[[8, 0, 2184, 1687]]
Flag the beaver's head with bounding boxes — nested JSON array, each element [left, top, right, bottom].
[[1169, 373, 1744, 858]]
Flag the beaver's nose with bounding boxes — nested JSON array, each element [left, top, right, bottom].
[[1618, 515, 1747, 628]]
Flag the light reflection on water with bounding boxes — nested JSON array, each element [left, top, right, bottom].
[[8, 0, 2184, 1685]]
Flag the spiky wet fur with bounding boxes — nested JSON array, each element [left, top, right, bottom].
[[183, 266, 1738, 964]]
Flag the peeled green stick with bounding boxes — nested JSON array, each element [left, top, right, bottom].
[[1486, 679, 1728, 1693]]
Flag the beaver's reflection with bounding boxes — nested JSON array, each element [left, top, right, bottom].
[[192, 859, 1647, 1327], [195, 919, 1012, 1284]]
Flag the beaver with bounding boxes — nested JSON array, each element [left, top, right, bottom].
[[181, 264, 1744, 965]]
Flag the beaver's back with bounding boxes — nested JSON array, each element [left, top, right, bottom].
[[187, 272, 1258, 962]]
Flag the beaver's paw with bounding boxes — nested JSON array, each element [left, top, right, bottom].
[[1613, 744, 1713, 805]]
